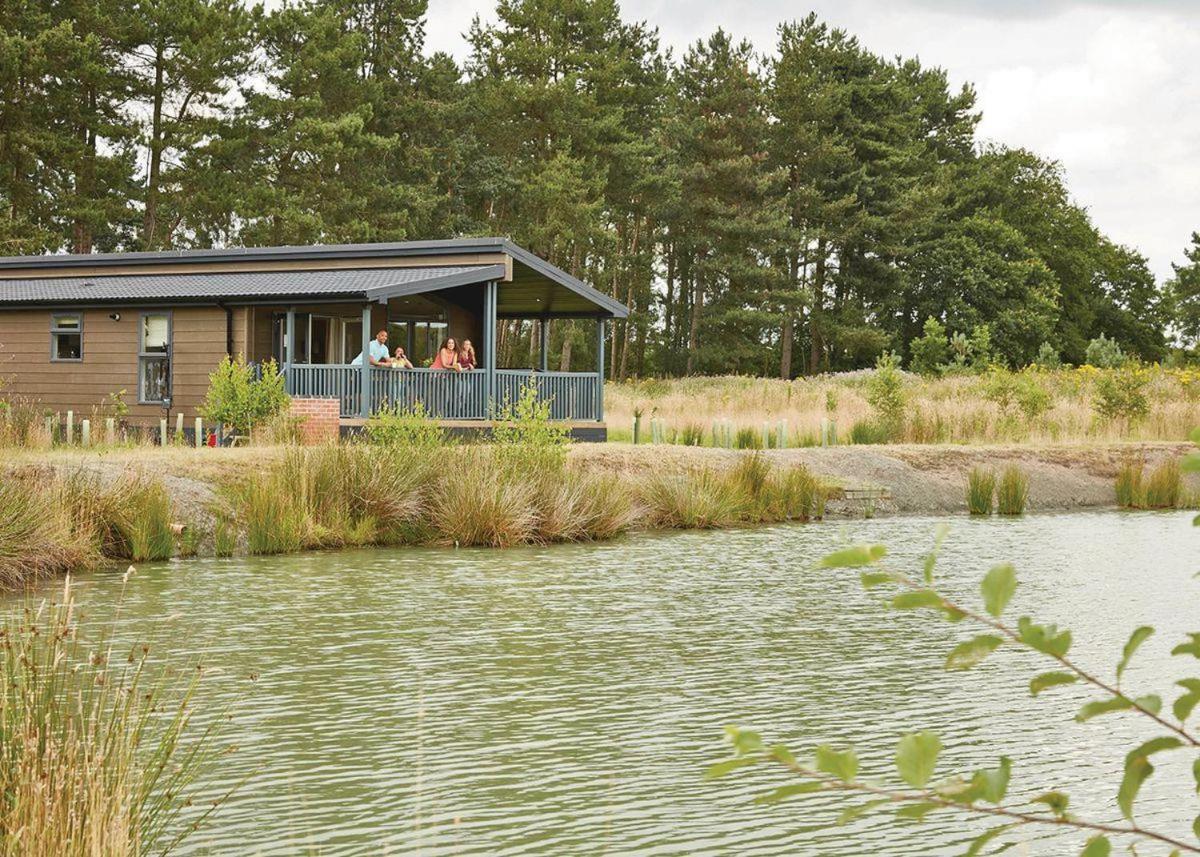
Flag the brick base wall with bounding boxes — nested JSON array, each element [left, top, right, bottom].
[[289, 397, 341, 445]]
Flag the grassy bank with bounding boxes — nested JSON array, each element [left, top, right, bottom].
[[607, 367, 1200, 446], [0, 445, 830, 586], [0, 578, 226, 854]]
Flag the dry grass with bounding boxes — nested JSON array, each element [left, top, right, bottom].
[[0, 577, 228, 855], [607, 367, 1200, 446]]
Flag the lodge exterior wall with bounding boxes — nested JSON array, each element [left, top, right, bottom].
[[0, 306, 227, 424]]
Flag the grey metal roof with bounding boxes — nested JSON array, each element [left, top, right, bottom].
[[0, 238, 629, 318], [0, 265, 505, 306]]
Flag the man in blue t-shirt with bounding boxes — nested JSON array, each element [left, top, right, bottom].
[[351, 329, 392, 366]]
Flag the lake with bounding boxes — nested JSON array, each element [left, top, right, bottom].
[[41, 511, 1200, 855]]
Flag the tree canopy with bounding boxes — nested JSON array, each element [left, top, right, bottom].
[[0, 0, 1177, 373]]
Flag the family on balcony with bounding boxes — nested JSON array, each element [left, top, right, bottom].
[[351, 329, 477, 371]]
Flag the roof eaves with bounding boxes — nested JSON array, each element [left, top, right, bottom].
[[500, 240, 630, 318]]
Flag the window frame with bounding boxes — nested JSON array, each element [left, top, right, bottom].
[[137, 311, 173, 405], [49, 312, 84, 362]]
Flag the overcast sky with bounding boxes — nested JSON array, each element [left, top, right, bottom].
[[424, 0, 1200, 281]]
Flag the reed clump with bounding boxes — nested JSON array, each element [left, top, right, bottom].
[[0, 470, 180, 587], [1116, 458, 1183, 509], [638, 454, 826, 529], [996, 466, 1029, 515], [966, 468, 996, 515], [0, 578, 228, 855]]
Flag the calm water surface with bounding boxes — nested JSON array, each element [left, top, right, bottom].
[[36, 512, 1200, 855]]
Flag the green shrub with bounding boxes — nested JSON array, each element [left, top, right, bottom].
[[996, 465, 1029, 515], [492, 379, 570, 471], [864, 352, 907, 440], [1033, 341, 1061, 368], [365, 401, 446, 448], [966, 468, 995, 515], [1093, 367, 1149, 423], [1085, 333, 1125, 368], [909, 317, 949, 376], [200, 355, 290, 436]]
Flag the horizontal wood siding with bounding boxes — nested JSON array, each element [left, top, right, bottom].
[[0, 307, 230, 423]]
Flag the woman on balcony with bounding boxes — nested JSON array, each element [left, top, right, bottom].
[[458, 339, 477, 371], [391, 346, 414, 369], [432, 338, 461, 371]]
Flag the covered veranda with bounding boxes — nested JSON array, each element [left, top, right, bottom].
[[260, 257, 625, 424]]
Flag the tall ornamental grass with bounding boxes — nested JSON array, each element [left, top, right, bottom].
[[965, 468, 996, 515], [1116, 458, 1183, 509], [0, 471, 178, 587], [0, 577, 228, 855], [995, 466, 1029, 515]]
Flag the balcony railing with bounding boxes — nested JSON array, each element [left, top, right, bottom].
[[284, 365, 600, 421]]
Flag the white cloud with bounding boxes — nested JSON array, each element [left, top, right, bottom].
[[423, 0, 1200, 279]]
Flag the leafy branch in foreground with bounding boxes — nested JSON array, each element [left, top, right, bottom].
[[708, 513, 1200, 856]]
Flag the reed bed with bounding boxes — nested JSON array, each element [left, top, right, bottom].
[[606, 366, 1200, 446], [222, 445, 827, 553], [996, 466, 1030, 516], [1115, 458, 1184, 509], [0, 577, 227, 855], [0, 470, 177, 587], [966, 468, 996, 515]]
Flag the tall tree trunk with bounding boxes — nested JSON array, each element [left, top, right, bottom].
[[663, 238, 675, 354], [142, 42, 165, 250], [559, 322, 572, 371], [809, 239, 826, 375], [686, 268, 703, 375], [618, 285, 634, 380], [780, 313, 793, 380]]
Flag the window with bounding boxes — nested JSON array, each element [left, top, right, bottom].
[[50, 313, 83, 361], [139, 312, 171, 404]]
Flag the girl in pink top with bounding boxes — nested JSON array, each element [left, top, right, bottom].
[[458, 339, 477, 370], [432, 337, 461, 371]]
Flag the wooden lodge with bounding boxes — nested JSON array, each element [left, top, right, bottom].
[[0, 239, 628, 440]]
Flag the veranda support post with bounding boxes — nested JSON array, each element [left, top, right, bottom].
[[596, 318, 606, 422], [539, 318, 549, 372], [359, 303, 372, 419], [483, 280, 497, 416], [285, 307, 296, 373]]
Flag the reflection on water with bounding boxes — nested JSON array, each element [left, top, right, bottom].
[[31, 511, 1200, 855]]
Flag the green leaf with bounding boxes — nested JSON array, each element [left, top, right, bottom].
[[821, 545, 885, 568], [815, 744, 858, 782], [1031, 790, 1070, 817], [981, 564, 1017, 618], [1018, 617, 1072, 657], [753, 781, 825, 803], [895, 801, 941, 820], [1080, 835, 1110, 857], [1194, 757, 1200, 794], [1117, 626, 1154, 682], [1172, 633, 1200, 659], [972, 757, 1012, 804], [1030, 671, 1077, 696], [1194, 814, 1200, 841], [834, 797, 890, 825], [946, 635, 1004, 670], [706, 757, 759, 779], [767, 744, 796, 766], [1076, 697, 1134, 722], [1117, 736, 1181, 820], [1173, 679, 1200, 723], [892, 589, 944, 611], [965, 825, 1016, 857], [895, 731, 942, 788], [861, 570, 900, 589], [1135, 694, 1163, 715], [725, 726, 764, 755], [1189, 426, 1200, 446]]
